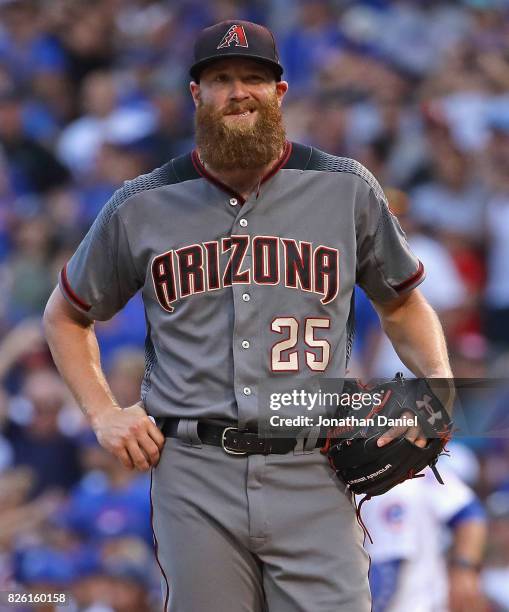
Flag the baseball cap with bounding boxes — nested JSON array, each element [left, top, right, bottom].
[[190, 20, 283, 82]]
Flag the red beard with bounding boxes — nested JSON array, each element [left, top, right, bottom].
[[195, 94, 287, 171]]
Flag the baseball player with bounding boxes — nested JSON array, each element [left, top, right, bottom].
[[43, 20, 453, 612], [363, 466, 487, 612]]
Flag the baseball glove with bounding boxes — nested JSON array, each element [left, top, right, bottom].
[[324, 374, 453, 498]]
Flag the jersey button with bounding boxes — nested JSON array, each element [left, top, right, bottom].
[[242, 293, 250, 302], [243, 387, 252, 396], [229, 198, 238, 206], [241, 340, 250, 349], [239, 218, 248, 227]]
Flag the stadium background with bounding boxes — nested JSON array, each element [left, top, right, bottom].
[[0, 0, 508, 610]]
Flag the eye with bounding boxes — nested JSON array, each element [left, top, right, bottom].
[[245, 75, 264, 84]]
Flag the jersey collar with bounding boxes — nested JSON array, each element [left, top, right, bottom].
[[191, 140, 293, 204]]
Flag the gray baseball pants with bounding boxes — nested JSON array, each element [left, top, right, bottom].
[[150, 423, 371, 612]]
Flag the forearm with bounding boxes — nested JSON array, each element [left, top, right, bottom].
[[44, 287, 163, 472], [376, 290, 452, 378], [43, 287, 121, 428], [450, 520, 487, 567], [448, 520, 487, 612]]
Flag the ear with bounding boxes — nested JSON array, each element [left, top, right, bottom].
[[275, 80, 289, 106], [189, 81, 201, 108]]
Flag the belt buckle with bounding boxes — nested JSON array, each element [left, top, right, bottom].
[[221, 427, 248, 455]]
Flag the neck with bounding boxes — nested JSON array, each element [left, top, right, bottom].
[[198, 145, 285, 201]]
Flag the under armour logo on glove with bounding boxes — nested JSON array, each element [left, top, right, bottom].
[[217, 25, 249, 49], [416, 394, 443, 425]]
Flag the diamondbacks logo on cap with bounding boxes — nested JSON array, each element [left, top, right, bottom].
[[217, 24, 248, 49]]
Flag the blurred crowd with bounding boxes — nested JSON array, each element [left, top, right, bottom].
[[1, 0, 509, 609]]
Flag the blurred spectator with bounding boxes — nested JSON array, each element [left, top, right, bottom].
[[55, 433, 152, 545], [70, 540, 157, 612], [279, 0, 345, 92], [144, 75, 194, 163], [57, 68, 160, 180], [449, 333, 489, 379], [0, 466, 63, 591], [353, 96, 427, 190], [364, 466, 487, 612], [0, 317, 49, 388], [71, 568, 153, 612], [0, 0, 67, 87], [410, 135, 487, 244], [54, 0, 115, 87], [483, 116, 509, 349], [0, 86, 70, 197], [77, 129, 158, 225], [57, 70, 120, 177], [306, 92, 350, 156], [4, 369, 82, 497], [0, 215, 54, 322]]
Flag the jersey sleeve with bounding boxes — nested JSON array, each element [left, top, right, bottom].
[[59, 187, 143, 321], [356, 184, 425, 302]]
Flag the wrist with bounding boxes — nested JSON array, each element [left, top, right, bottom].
[[88, 403, 121, 430], [426, 377, 456, 414], [449, 556, 481, 572]]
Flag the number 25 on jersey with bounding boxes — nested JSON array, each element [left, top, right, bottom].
[[271, 317, 331, 373]]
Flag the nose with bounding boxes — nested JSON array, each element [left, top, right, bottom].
[[229, 78, 250, 102]]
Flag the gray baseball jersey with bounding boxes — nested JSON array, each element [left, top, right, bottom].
[[59, 142, 425, 426]]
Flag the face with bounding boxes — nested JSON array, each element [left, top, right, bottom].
[[190, 58, 288, 170], [191, 57, 287, 124]]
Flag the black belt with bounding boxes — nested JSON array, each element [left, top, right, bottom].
[[161, 419, 327, 455]]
